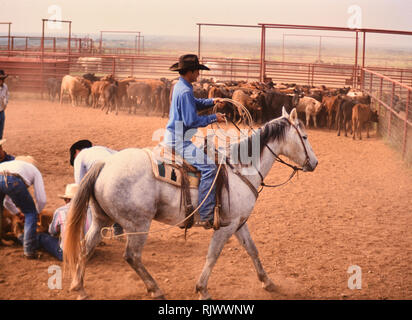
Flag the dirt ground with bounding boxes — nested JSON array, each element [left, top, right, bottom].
[[0, 98, 411, 300]]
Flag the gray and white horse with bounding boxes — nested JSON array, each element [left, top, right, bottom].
[[64, 107, 318, 300]]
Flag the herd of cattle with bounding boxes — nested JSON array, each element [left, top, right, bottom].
[[46, 73, 379, 139]]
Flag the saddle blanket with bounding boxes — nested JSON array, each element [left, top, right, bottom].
[[143, 145, 200, 189]]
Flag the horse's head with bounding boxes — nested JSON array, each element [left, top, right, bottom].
[[281, 107, 318, 172]]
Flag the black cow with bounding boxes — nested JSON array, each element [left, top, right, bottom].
[[82, 73, 101, 83], [261, 90, 298, 123]]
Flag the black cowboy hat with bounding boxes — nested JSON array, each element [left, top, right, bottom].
[[69, 139, 92, 166], [0, 70, 8, 80], [169, 54, 210, 72]]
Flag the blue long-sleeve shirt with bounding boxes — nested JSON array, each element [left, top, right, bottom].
[[164, 77, 216, 143]]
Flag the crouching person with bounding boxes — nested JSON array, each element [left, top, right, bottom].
[[0, 156, 46, 259], [37, 183, 91, 261]]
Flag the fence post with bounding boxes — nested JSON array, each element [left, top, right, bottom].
[[369, 73, 373, 95], [388, 82, 395, 137], [402, 90, 410, 159], [112, 57, 116, 77], [379, 77, 383, 101]]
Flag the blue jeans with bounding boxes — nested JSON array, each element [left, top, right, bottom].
[[37, 233, 63, 261], [164, 139, 217, 221], [0, 111, 4, 139], [0, 175, 38, 255]]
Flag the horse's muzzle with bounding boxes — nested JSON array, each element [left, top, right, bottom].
[[303, 159, 318, 172]]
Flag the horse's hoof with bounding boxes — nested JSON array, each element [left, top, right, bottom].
[[152, 293, 166, 300], [198, 294, 212, 300], [263, 281, 277, 292], [70, 280, 83, 292], [77, 293, 89, 300]]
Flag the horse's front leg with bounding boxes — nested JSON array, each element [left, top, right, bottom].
[[235, 223, 276, 292], [196, 224, 238, 300]]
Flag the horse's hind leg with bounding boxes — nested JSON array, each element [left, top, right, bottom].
[[124, 229, 165, 299], [235, 223, 276, 292], [196, 225, 237, 300]]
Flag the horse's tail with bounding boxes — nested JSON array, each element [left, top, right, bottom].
[[63, 161, 105, 276]]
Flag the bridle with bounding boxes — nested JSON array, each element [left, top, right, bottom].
[[228, 117, 311, 195]]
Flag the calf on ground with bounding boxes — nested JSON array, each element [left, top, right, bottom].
[[1, 209, 53, 245]]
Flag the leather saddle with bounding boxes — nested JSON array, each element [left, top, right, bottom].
[[143, 143, 229, 230]]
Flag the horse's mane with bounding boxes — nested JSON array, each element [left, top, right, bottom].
[[228, 117, 290, 163]]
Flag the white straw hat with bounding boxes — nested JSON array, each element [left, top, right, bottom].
[[58, 183, 79, 199]]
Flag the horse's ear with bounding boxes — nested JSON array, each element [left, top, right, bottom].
[[290, 108, 298, 123], [282, 106, 289, 117]]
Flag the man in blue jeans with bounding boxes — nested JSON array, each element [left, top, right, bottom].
[[0, 70, 9, 139], [0, 156, 46, 259], [37, 183, 92, 261], [164, 54, 225, 229]]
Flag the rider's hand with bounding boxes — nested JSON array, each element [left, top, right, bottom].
[[216, 113, 226, 123], [214, 98, 224, 104]]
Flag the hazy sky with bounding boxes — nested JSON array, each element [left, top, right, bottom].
[[1, 0, 411, 38]]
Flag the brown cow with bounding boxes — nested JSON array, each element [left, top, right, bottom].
[[322, 95, 342, 129], [207, 86, 234, 118], [90, 80, 110, 108], [60, 75, 91, 106], [127, 82, 152, 114], [352, 104, 379, 140], [232, 89, 262, 124], [115, 78, 136, 111], [130, 79, 166, 114], [101, 81, 119, 115]]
